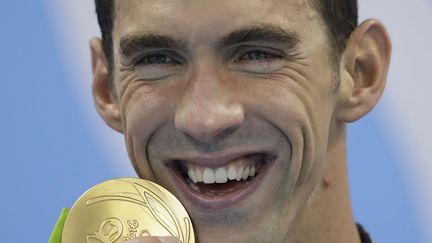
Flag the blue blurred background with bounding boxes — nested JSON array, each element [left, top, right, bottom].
[[1, 1, 431, 242]]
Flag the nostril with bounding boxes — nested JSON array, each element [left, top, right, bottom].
[[213, 126, 238, 141]]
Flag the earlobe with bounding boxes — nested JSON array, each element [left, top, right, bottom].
[[336, 19, 392, 122], [90, 38, 123, 133]]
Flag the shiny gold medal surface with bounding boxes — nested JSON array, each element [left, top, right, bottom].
[[62, 178, 194, 243]]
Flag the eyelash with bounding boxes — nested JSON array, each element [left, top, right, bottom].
[[233, 50, 281, 63], [135, 49, 282, 66], [136, 52, 180, 65]]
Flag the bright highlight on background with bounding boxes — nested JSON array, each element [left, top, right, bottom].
[[0, 1, 431, 242]]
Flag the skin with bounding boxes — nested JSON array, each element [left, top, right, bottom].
[[91, 0, 391, 242]]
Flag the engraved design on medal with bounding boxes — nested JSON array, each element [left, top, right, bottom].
[[86, 179, 193, 243], [122, 220, 152, 242], [86, 218, 123, 243], [124, 220, 139, 241]]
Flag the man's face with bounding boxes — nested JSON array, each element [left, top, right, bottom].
[[110, 0, 339, 242]]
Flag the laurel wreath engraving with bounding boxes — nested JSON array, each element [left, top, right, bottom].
[[85, 179, 192, 243], [86, 218, 123, 243]]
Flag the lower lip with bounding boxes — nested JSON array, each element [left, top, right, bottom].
[[168, 157, 275, 210]]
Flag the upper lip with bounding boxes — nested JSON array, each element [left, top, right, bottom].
[[163, 148, 276, 168]]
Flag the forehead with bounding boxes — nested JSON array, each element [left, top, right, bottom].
[[113, 0, 323, 45]]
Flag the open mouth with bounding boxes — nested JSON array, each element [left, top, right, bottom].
[[170, 153, 274, 197]]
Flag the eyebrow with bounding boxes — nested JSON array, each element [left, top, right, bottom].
[[217, 25, 301, 50], [119, 34, 187, 58], [119, 25, 301, 58]]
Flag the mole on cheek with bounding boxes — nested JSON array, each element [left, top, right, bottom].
[[322, 177, 331, 188]]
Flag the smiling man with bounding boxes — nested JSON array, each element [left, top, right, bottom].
[[54, 0, 390, 242]]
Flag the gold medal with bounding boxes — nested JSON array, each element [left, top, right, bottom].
[[62, 178, 194, 243]]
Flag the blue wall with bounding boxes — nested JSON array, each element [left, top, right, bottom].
[[0, 1, 426, 242]]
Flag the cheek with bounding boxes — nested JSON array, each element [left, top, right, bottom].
[[119, 82, 178, 176], [124, 88, 163, 138], [120, 79, 181, 139], [240, 77, 334, 182]]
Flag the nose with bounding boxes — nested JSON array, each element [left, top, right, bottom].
[[174, 69, 244, 142]]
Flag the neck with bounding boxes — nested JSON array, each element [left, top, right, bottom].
[[288, 125, 361, 243]]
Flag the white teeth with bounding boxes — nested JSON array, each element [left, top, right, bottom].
[[188, 170, 197, 183], [215, 168, 228, 183], [249, 166, 256, 177], [196, 168, 203, 182], [203, 168, 215, 184], [227, 166, 237, 180], [242, 167, 250, 180], [186, 158, 262, 185], [236, 167, 244, 181], [188, 180, 200, 192]]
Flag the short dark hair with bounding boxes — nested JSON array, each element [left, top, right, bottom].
[[95, 0, 357, 70], [311, 0, 358, 54], [95, 0, 115, 70]]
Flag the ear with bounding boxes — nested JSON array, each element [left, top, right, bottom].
[[336, 19, 391, 122], [90, 38, 123, 133]]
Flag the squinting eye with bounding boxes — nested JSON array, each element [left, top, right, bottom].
[[233, 50, 279, 63], [132, 51, 183, 80], [229, 49, 286, 74], [138, 53, 178, 65]]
